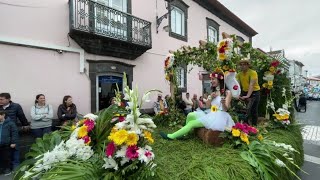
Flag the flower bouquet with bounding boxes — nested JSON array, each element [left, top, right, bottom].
[[222, 122, 263, 147]]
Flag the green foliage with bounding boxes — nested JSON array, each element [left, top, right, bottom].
[[25, 131, 62, 159], [92, 105, 120, 153], [41, 156, 104, 180]]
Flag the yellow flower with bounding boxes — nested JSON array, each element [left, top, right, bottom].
[[223, 65, 229, 71], [78, 126, 88, 138], [219, 41, 226, 47], [258, 134, 263, 141], [78, 120, 84, 126], [268, 81, 273, 86], [126, 133, 139, 146], [240, 132, 249, 145], [262, 83, 267, 88], [219, 54, 226, 60], [71, 125, 76, 131], [144, 131, 154, 144], [110, 129, 128, 146], [267, 85, 273, 90], [269, 66, 275, 73], [165, 74, 170, 81], [211, 105, 218, 112], [111, 127, 118, 133], [232, 128, 241, 137], [215, 67, 223, 73]]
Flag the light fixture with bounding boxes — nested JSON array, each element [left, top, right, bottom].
[[156, 0, 175, 33], [163, 25, 169, 32], [111, 66, 116, 70]]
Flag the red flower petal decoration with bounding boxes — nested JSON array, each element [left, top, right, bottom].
[[233, 85, 238, 90]]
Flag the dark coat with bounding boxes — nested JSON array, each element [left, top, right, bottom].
[[57, 104, 77, 122], [0, 102, 29, 126], [0, 117, 19, 145]]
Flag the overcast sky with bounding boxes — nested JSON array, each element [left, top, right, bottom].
[[219, 0, 320, 77]]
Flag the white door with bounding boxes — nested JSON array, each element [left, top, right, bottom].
[[95, 0, 128, 39]]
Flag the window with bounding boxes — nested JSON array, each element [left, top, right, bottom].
[[208, 26, 218, 43], [176, 66, 187, 92], [206, 18, 220, 43], [169, 0, 189, 41], [171, 7, 185, 36], [237, 36, 245, 43]]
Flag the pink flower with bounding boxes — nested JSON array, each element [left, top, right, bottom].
[[145, 151, 153, 158], [248, 127, 258, 134], [82, 136, 91, 144], [84, 119, 95, 132], [234, 123, 244, 130], [118, 116, 125, 122], [126, 145, 139, 160], [106, 142, 116, 158]]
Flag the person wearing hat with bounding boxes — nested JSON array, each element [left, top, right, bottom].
[[236, 58, 260, 126], [153, 94, 168, 115]]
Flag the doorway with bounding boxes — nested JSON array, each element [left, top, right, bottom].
[[97, 75, 123, 110]]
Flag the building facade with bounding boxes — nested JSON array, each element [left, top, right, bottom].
[[288, 60, 305, 92], [0, 0, 257, 119]]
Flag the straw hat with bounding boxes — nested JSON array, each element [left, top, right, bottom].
[[239, 57, 250, 65]]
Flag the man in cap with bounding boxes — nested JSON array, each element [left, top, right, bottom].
[[236, 58, 260, 126]]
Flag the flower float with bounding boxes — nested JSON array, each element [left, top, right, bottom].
[[262, 60, 280, 91]]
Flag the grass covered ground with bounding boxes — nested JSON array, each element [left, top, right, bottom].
[[151, 125, 304, 180]]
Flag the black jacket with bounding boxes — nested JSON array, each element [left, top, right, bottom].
[[0, 117, 19, 145], [0, 102, 29, 126], [57, 104, 77, 122]]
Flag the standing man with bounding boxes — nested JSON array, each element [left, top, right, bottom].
[[183, 93, 193, 115], [236, 58, 261, 126], [0, 93, 29, 170]]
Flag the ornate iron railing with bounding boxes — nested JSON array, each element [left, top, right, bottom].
[[69, 0, 152, 47]]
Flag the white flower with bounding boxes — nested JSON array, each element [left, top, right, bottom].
[[120, 157, 130, 166], [102, 157, 119, 170], [84, 113, 98, 121], [115, 146, 127, 158], [282, 88, 286, 97], [275, 159, 286, 167], [142, 92, 151, 103], [22, 171, 33, 178]]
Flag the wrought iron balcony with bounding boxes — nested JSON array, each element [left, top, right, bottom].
[[69, 0, 152, 59]]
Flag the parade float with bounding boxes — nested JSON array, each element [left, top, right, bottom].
[[15, 34, 304, 180]]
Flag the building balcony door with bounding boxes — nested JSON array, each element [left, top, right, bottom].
[[95, 0, 128, 40]]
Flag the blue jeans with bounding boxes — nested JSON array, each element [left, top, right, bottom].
[[31, 127, 52, 138], [11, 148, 19, 170]]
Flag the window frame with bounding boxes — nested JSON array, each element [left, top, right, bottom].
[[169, 0, 189, 42], [176, 65, 187, 92], [206, 17, 220, 43]]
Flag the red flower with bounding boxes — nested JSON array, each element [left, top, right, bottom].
[[233, 85, 239, 90], [126, 145, 139, 160], [145, 151, 153, 158], [82, 136, 91, 144], [248, 127, 258, 134], [84, 119, 95, 132], [219, 46, 226, 53], [276, 69, 281, 74], [271, 60, 280, 67], [106, 142, 116, 158], [118, 116, 125, 122]]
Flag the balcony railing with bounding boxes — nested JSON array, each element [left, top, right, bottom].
[[69, 0, 152, 48]]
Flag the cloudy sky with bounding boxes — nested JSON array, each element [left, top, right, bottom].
[[219, 0, 320, 77]]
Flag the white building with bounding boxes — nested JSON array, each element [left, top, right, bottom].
[[288, 60, 305, 93]]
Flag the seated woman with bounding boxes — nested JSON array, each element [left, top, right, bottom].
[[160, 71, 235, 140], [57, 95, 77, 125]]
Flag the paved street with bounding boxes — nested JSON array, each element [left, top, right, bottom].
[[297, 100, 320, 180]]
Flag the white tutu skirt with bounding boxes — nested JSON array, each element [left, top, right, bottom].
[[194, 109, 235, 131]]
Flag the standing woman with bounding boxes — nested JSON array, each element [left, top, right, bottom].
[[57, 95, 77, 125], [30, 94, 53, 138]]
